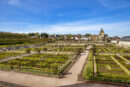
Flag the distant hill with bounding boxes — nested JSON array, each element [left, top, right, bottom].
[[0, 32, 26, 39], [122, 36, 130, 38], [111, 36, 120, 40], [120, 36, 130, 41]]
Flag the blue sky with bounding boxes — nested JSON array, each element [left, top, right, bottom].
[[0, 0, 130, 37]]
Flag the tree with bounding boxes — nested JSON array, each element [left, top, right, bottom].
[[75, 48, 82, 55], [121, 49, 124, 55], [35, 32, 40, 38], [9, 61, 14, 70], [84, 44, 88, 49], [85, 62, 93, 79], [43, 48, 47, 51], [35, 48, 41, 54], [51, 63, 59, 74], [28, 33, 35, 37], [25, 48, 31, 54], [68, 34, 72, 39], [10, 65, 14, 70], [41, 33, 49, 38], [96, 50, 99, 55], [93, 45, 96, 56], [114, 49, 117, 57], [17, 60, 21, 70], [85, 33, 92, 37], [30, 60, 36, 67], [59, 45, 63, 50]]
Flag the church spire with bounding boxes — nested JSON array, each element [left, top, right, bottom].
[[99, 28, 104, 34]]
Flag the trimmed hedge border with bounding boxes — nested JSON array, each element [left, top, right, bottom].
[[0, 80, 27, 87]]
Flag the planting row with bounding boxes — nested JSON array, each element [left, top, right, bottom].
[[95, 44, 130, 54], [0, 52, 24, 60], [16, 44, 85, 52], [114, 56, 130, 71], [83, 51, 130, 83], [0, 53, 75, 75], [96, 55, 127, 75]]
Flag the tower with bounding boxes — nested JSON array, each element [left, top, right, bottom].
[[98, 28, 105, 41]]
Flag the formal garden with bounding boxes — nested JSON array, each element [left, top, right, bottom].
[[0, 45, 85, 76], [95, 44, 130, 54], [15, 44, 85, 53], [0, 53, 78, 76], [83, 44, 130, 83], [0, 44, 84, 77], [0, 42, 129, 84], [94, 55, 130, 83], [0, 52, 25, 60]]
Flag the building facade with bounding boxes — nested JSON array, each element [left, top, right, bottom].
[[91, 28, 109, 42]]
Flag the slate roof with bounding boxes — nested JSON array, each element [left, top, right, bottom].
[[100, 28, 104, 33], [120, 36, 130, 42], [99, 28, 104, 35]]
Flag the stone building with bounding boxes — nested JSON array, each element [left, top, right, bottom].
[[91, 28, 109, 42], [98, 28, 105, 41]]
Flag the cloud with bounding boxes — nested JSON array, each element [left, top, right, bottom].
[[98, 0, 130, 10], [0, 19, 130, 37], [42, 21, 130, 37], [8, 0, 21, 6]]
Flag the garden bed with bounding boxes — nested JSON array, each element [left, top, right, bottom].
[[0, 52, 24, 60], [94, 55, 130, 83], [123, 55, 130, 60], [114, 56, 130, 71], [0, 53, 74, 76]]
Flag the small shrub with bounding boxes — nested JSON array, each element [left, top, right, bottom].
[[35, 48, 41, 54], [43, 48, 47, 51], [88, 50, 93, 61], [25, 48, 31, 54], [51, 63, 59, 74], [83, 62, 93, 79], [75, 48, 83, 55]]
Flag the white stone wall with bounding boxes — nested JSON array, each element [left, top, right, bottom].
[[111, 40, 117, 43], [119, 41, 130, 48], [111, 40, 130, 48]]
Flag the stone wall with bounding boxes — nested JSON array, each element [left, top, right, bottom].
[[111, 40, 130, 48]]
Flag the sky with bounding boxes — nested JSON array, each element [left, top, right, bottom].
[[0, 0, 130, 37]]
